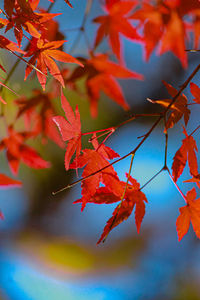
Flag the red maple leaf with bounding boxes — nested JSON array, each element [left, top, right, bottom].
[[172, 127, 198, 182], [1, 1, 61, 46], [24, 38, 83, 90], [0, 126, 50, 175], [15, 90, 64, 148], [93, 0, 141, 60], [71, 135, 120, 211], [38, 9, 65, 43], [53, 91, 82, 170], [192, 14, 200, 48], [0, 35, 24, 53], [66, 53, 143, 117], [184, 174, 200, 189], [148, 81, 190, 131], [4, 0, 42, 19], [131, 1, 200, 67], [0, 173, 22, 188], [96, 175, 147, 244], [176, 187, 200, 241], [190, 82, 200, 104]]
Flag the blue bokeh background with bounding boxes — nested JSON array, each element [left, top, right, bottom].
[[0, 1, 200, 299]]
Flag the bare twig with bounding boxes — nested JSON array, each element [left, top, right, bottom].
[[189, 124, 200, 137], [140, 168, 164, 191], [69, 0, 93, 54], [185, 49, 200, 52]]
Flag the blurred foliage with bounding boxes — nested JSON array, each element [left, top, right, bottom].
[[15, 230, 148, 276], [174, 281, 200, 300]]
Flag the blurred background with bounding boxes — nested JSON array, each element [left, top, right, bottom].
[[0, 0, 200, 299]]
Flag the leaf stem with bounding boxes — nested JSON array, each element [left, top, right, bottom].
[[164, 118, 168, 169], [83, 113, 161, 138], [88, 130, 113, 142], [96, 130, 115, 151], [167, 168, 187, 203], [82, 127, 114, 136]]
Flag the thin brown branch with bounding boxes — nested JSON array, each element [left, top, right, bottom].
[[189, 124, 200, 137], [69, 0, 93, 54], [52, 63, 200, 195], [113, 113, 162, 129], [187, 103, 198, 106], [185, 49, 200, 52], [140, 168, 164, 191], [163, 64, 200, 112]]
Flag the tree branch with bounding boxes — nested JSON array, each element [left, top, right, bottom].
[[52, 64, 200, 195]]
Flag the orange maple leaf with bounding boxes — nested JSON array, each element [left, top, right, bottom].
[[0, 35, 24, 53], [0, 125, 50, 175], [184, 174, 200, 189], [15, 90, 64, 148], [75, 172, 147, 242], [190, 82, 200, 104], [148, 81, 190, 131], [0, 173, 22, 188], [172, 127, 198, 182], [96, 175, 147, 244], [24, 38, 83, 90], [67, 53, 143, 117], [71, 134, 120, 211], [93, 0, 141, 60], [53, 92, 82, 170], [1, 1, 61, 46], [131, 1, 200, 67], [176, 188, 200, 241]]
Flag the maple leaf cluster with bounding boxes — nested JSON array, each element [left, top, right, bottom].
[[0, 0, 81, 194], [0, 0, 199, 244], [53, 81, 200, 242]]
